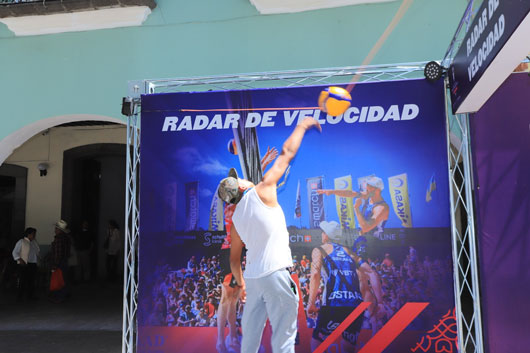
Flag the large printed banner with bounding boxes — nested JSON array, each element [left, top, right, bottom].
[[138, 79, 456, 353]]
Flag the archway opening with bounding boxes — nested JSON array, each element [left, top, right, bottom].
[[62, 143, 126, 280], [0, 118, 126, 353]]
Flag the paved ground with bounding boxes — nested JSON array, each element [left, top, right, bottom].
[[0, 281, 123, 353]]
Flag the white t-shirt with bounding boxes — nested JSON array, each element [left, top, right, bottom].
[[12, 237, 40, 264], [232, 188, 293, 279]]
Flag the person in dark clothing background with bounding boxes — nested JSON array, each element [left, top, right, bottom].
[[105, 219, 121, 282], [75, 220, 94, 282], [49, 220, 71, 303]]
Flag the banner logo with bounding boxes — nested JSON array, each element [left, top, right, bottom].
[[294, 180, 302, 219], [185, 181, 199, 231], [208, 185, 224, 231], [163, 183, 177, 232], [307, 176, 325, 228], [392, 178, 404, 187], [388, 174, 412, 228], [202, 232, 225, 247], [412, 308, 457, 353], [289, 234, 313, 243], [334, 175, 355, 230]]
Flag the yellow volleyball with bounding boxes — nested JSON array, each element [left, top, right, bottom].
[[318, 86, 352, 117]]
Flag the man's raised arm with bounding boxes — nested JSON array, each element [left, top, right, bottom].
[[257, 118, 321, 205], [316, 189, 360, 198]]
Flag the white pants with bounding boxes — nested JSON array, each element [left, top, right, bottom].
[[242, 269, 299, 353]]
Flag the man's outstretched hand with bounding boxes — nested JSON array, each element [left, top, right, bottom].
[[307, 303, 319, 315], [300, 117, 322, 133], [261, 146, 279, 168]]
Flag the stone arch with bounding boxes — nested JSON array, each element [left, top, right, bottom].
[[0, 114, 125, 166]]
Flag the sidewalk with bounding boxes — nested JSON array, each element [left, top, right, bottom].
[[0, 281, 123, 353]]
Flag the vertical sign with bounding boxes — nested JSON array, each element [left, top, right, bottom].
[[306, 176, 325, 228]]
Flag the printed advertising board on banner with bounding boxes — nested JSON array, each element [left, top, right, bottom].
[[138, 79, 456, 353]]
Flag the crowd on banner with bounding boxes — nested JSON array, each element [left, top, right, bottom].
[[144, 247, 452, 330]]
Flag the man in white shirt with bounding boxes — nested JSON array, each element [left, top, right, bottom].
[[217, 117, 321, 353], [12, 227, 40, 301]]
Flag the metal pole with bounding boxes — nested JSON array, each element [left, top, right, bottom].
[[121, 112, 131, 353], [460, 113, 484, 353], [122, 111, 140, 353], [444, 85, 467, 353], [122, 113, 132, 353], [444, 75, 485, 353]]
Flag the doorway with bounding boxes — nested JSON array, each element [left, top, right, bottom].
[[62, 143, 126, 279], [0, 164, 27, 287]]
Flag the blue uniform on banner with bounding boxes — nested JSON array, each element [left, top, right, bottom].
[[321, 243, 363, 307], [361, 200, 388, 238], [313, 243, 364, 346]]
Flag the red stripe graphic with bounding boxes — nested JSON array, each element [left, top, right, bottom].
[[358, 302, 429, 353], [180, 107, 319, 112], [313, 302, 371, 353]]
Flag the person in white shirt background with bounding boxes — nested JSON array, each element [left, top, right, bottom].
[[12, 227, 40, 302]]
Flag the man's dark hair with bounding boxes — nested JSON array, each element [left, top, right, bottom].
[[23, 227, 36, 238]]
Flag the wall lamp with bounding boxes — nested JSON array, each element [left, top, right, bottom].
[[38, 163, 49, 177]]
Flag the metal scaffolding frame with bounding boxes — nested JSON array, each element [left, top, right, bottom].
[[127, 62, 430, 98], [445, 105, 484, 353], [123, 108, 140, 353], [442, 0, 484, 352], [123, 61, 484, 353]]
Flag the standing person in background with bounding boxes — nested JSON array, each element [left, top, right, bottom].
[[382, 253, 393, 268], [12, 227, 40, 302], [105, 220, 121, 282], [50, 220, 71, 303], [75, 220, 94, 283]]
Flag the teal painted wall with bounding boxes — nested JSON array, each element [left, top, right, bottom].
[[0, 0, 466, 143]]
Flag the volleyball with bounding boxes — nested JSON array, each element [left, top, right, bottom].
[[227, 138, 238, 155], [318, 86, 352, 117]]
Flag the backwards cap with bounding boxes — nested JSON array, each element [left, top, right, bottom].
[[319, 221, 342, 241], [217, 168, 243, 204], [366, 176, 384, 190]]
